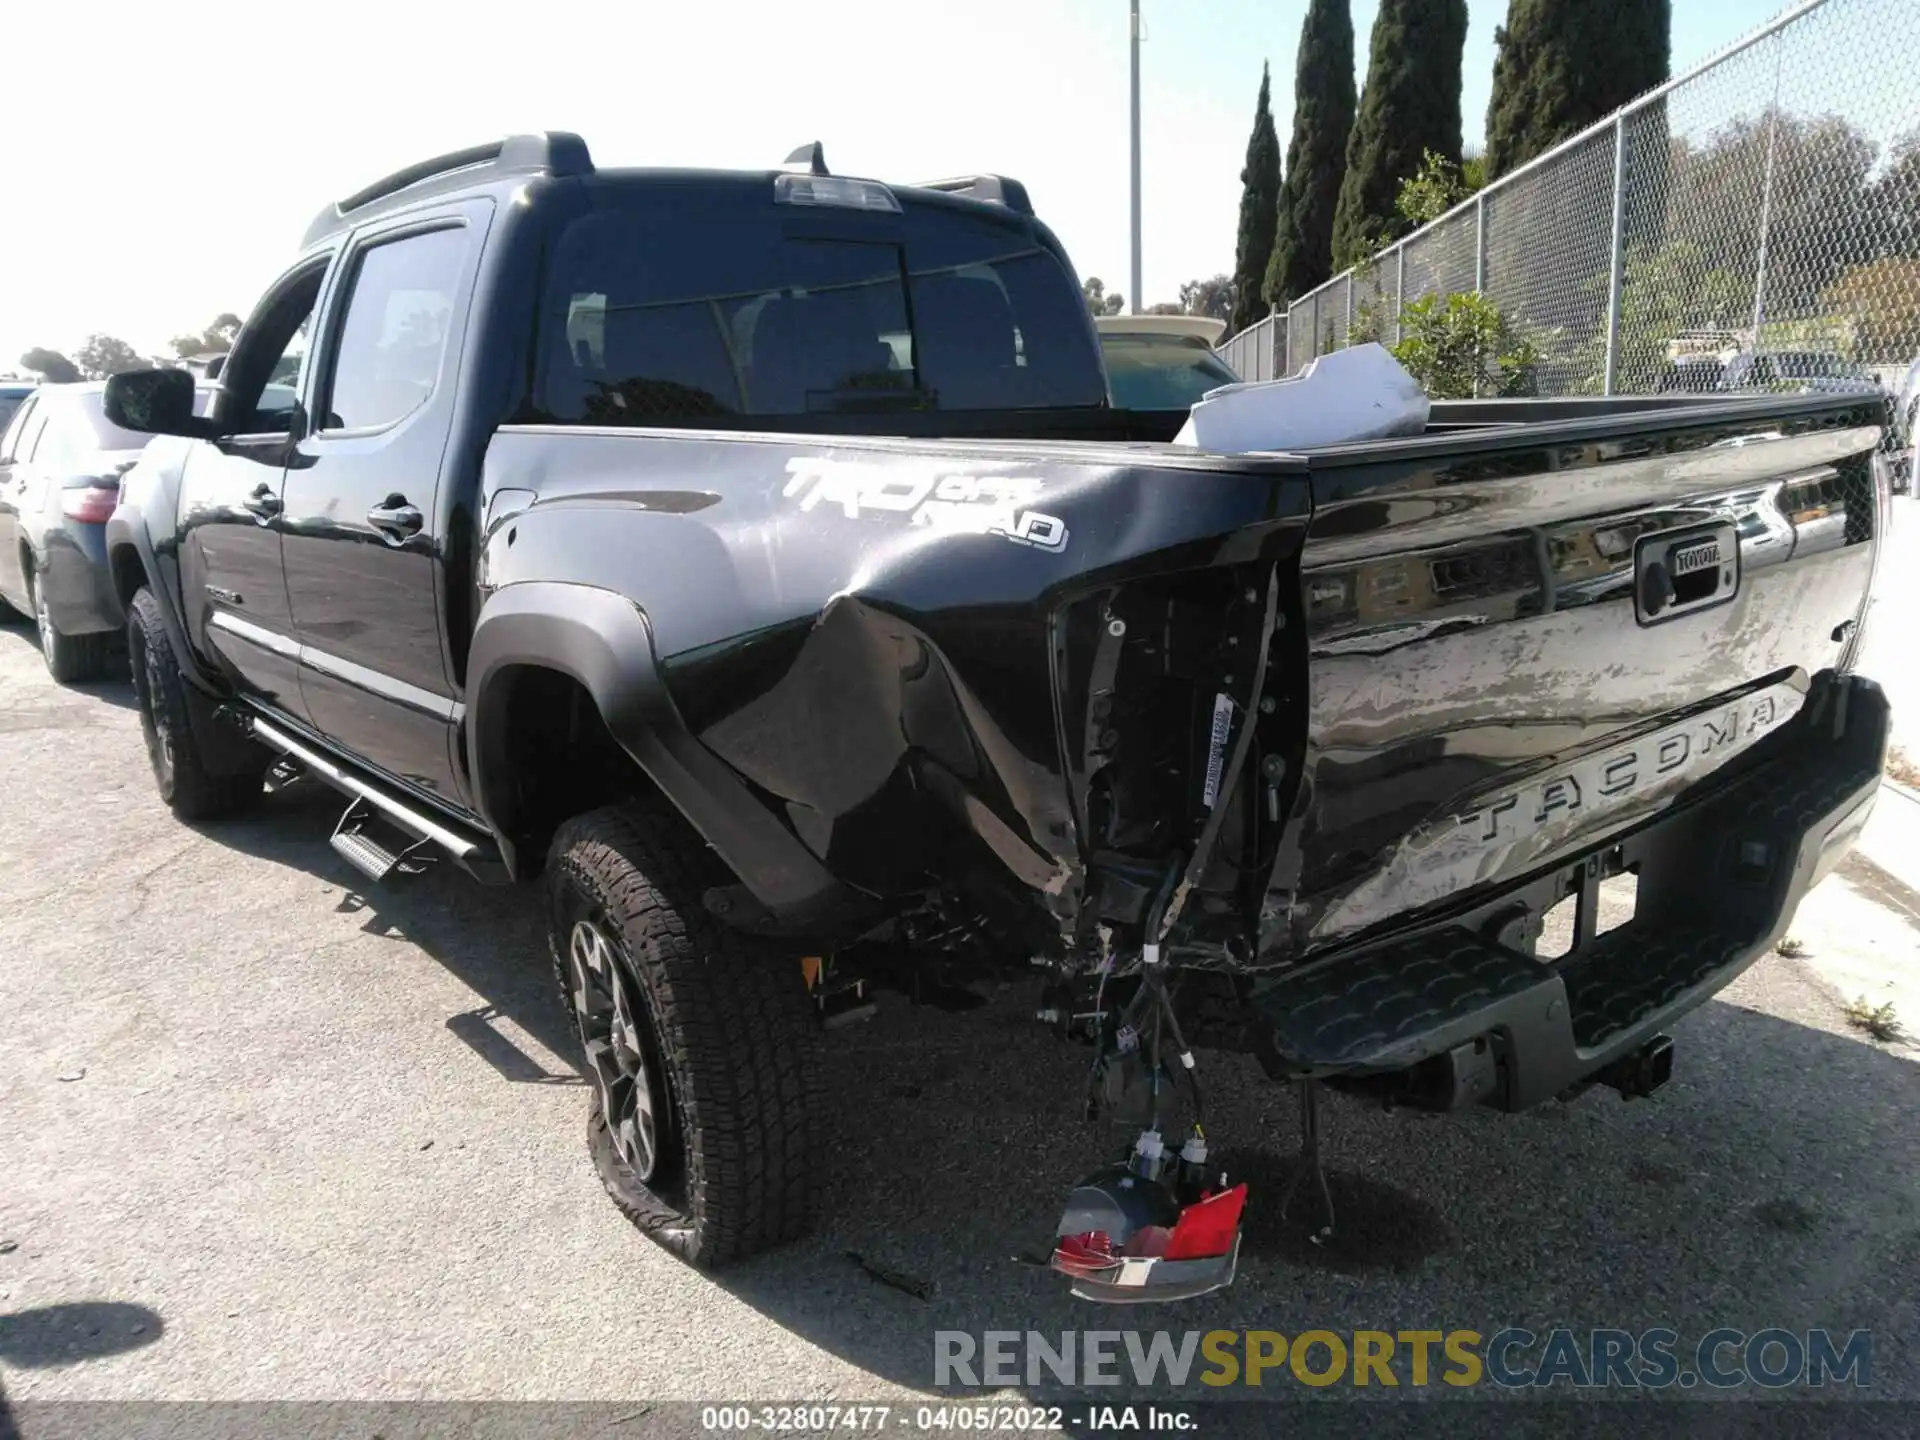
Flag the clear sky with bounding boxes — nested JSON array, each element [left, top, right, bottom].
[[0, 0, 1793, 366]]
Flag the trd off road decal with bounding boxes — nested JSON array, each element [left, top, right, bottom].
[[782, 457, 1070, 552]]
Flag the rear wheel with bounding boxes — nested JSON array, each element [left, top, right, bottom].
[[29, 562, 110, 684], [128, 587, 266, 819], [547, 804, 823, 1267]]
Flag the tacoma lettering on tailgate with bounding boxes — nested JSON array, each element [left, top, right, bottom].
[[1437, 685, 1799, 851], [1319, 683, 1805, 937]]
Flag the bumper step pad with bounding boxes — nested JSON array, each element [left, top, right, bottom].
[[1258, 929, 1548, 1073]]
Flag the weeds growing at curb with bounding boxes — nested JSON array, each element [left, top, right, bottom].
[[1842, 996, 1904, 1044], [1887, 746, 1919, 790]]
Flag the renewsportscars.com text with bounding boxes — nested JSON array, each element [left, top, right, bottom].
[[934, 1328, 1872, 1390]]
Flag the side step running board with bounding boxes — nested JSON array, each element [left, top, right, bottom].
[[265, 757, 306, 792], [332, 798, 432, 883], [245, 715, 509, 885]]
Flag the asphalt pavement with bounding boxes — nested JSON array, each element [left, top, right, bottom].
[[0, 604, 1916, 1421]]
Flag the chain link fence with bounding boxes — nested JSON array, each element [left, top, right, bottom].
[[1220, 0, 1920, 403]]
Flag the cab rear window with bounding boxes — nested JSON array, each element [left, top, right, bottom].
[[531, 192, 1105, 422]]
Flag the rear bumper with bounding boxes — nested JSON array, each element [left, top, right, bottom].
[[1249, 675, 1890, 1112], [41, 524, 120, 637]]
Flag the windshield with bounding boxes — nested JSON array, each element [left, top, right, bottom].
[[532, 184, 1106, 423], [1098, 333, 1240, 411], [0, 392, 29, 433]]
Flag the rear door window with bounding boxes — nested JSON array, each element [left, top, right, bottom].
[[0, 396, 37, 462], [12, 400, 52, 464], [29, 403, 83, 470], [534, 190, 1104, 422]]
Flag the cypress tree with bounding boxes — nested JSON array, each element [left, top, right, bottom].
[[1265, 0, 1355, 309], [1486, 0, 1672, 180], [1330, 0, 1469, 269], [1229, 64, 1283, 335]]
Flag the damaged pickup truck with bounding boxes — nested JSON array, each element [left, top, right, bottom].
[[102, 133, 1892, 1300]]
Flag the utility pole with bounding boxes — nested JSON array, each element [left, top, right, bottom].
[[1130, 0, 1142, 315]]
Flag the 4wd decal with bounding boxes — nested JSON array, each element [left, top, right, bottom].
[[782, 457, 1070, 553]]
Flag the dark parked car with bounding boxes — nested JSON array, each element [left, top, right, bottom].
[[102, 133, 1892, 1300], [1654, 354, 1726, 393], [0, 382, 154, 680], [1719, 348, 1876, 394], [1094, 314, 1240, 410]]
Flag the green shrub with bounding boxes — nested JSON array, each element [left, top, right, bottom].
[[1390, 291, 1539, 398], [1395, 149, 1482, 228], [1347, 298, 1389, 347]]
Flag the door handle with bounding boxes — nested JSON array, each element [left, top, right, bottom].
[[367, 496, 424, 540], [243, 484, 282, 520]]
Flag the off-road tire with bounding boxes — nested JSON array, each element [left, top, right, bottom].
[[128, 587, 266, 820], [30, 564, 111, 684], [547, 803, 823, 1268]]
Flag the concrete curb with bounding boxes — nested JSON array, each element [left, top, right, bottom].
[[1852, 777, 1920, 898]]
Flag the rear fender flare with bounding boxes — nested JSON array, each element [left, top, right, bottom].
[[464, 581, 847, 921]]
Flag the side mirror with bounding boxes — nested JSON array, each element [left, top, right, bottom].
[[104, 369, 213, 439]]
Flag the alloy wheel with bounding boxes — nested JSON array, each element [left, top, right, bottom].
[[134, 625, 174, 782], [567, 917, 670, 1183], [32, 573, 55, 667]]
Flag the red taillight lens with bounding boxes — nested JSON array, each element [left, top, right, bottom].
[[60, 484, 119, 523], [1161, 1183, 1248, 1260], [1049, 1230, 1121, 1280]]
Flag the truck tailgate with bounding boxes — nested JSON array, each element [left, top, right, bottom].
[[1274, 393, 1888, 954]]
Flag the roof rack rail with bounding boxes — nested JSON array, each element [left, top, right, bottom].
[[303, 132, 593, 247], [910, 174, 1034, 216]]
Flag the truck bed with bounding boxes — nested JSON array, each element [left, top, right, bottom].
[[474, 388, 1890, 972]]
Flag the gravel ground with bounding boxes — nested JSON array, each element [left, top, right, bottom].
[[0, 614, 1916, 1425]]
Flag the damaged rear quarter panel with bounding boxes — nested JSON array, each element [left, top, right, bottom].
[[475, 426, 1311, 933]]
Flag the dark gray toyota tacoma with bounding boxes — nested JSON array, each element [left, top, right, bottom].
[[102, 133, 1893, 1298]]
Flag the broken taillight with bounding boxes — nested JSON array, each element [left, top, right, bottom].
[[1162, 1183, 1248, 1260], [60, 484, 119, 524]]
